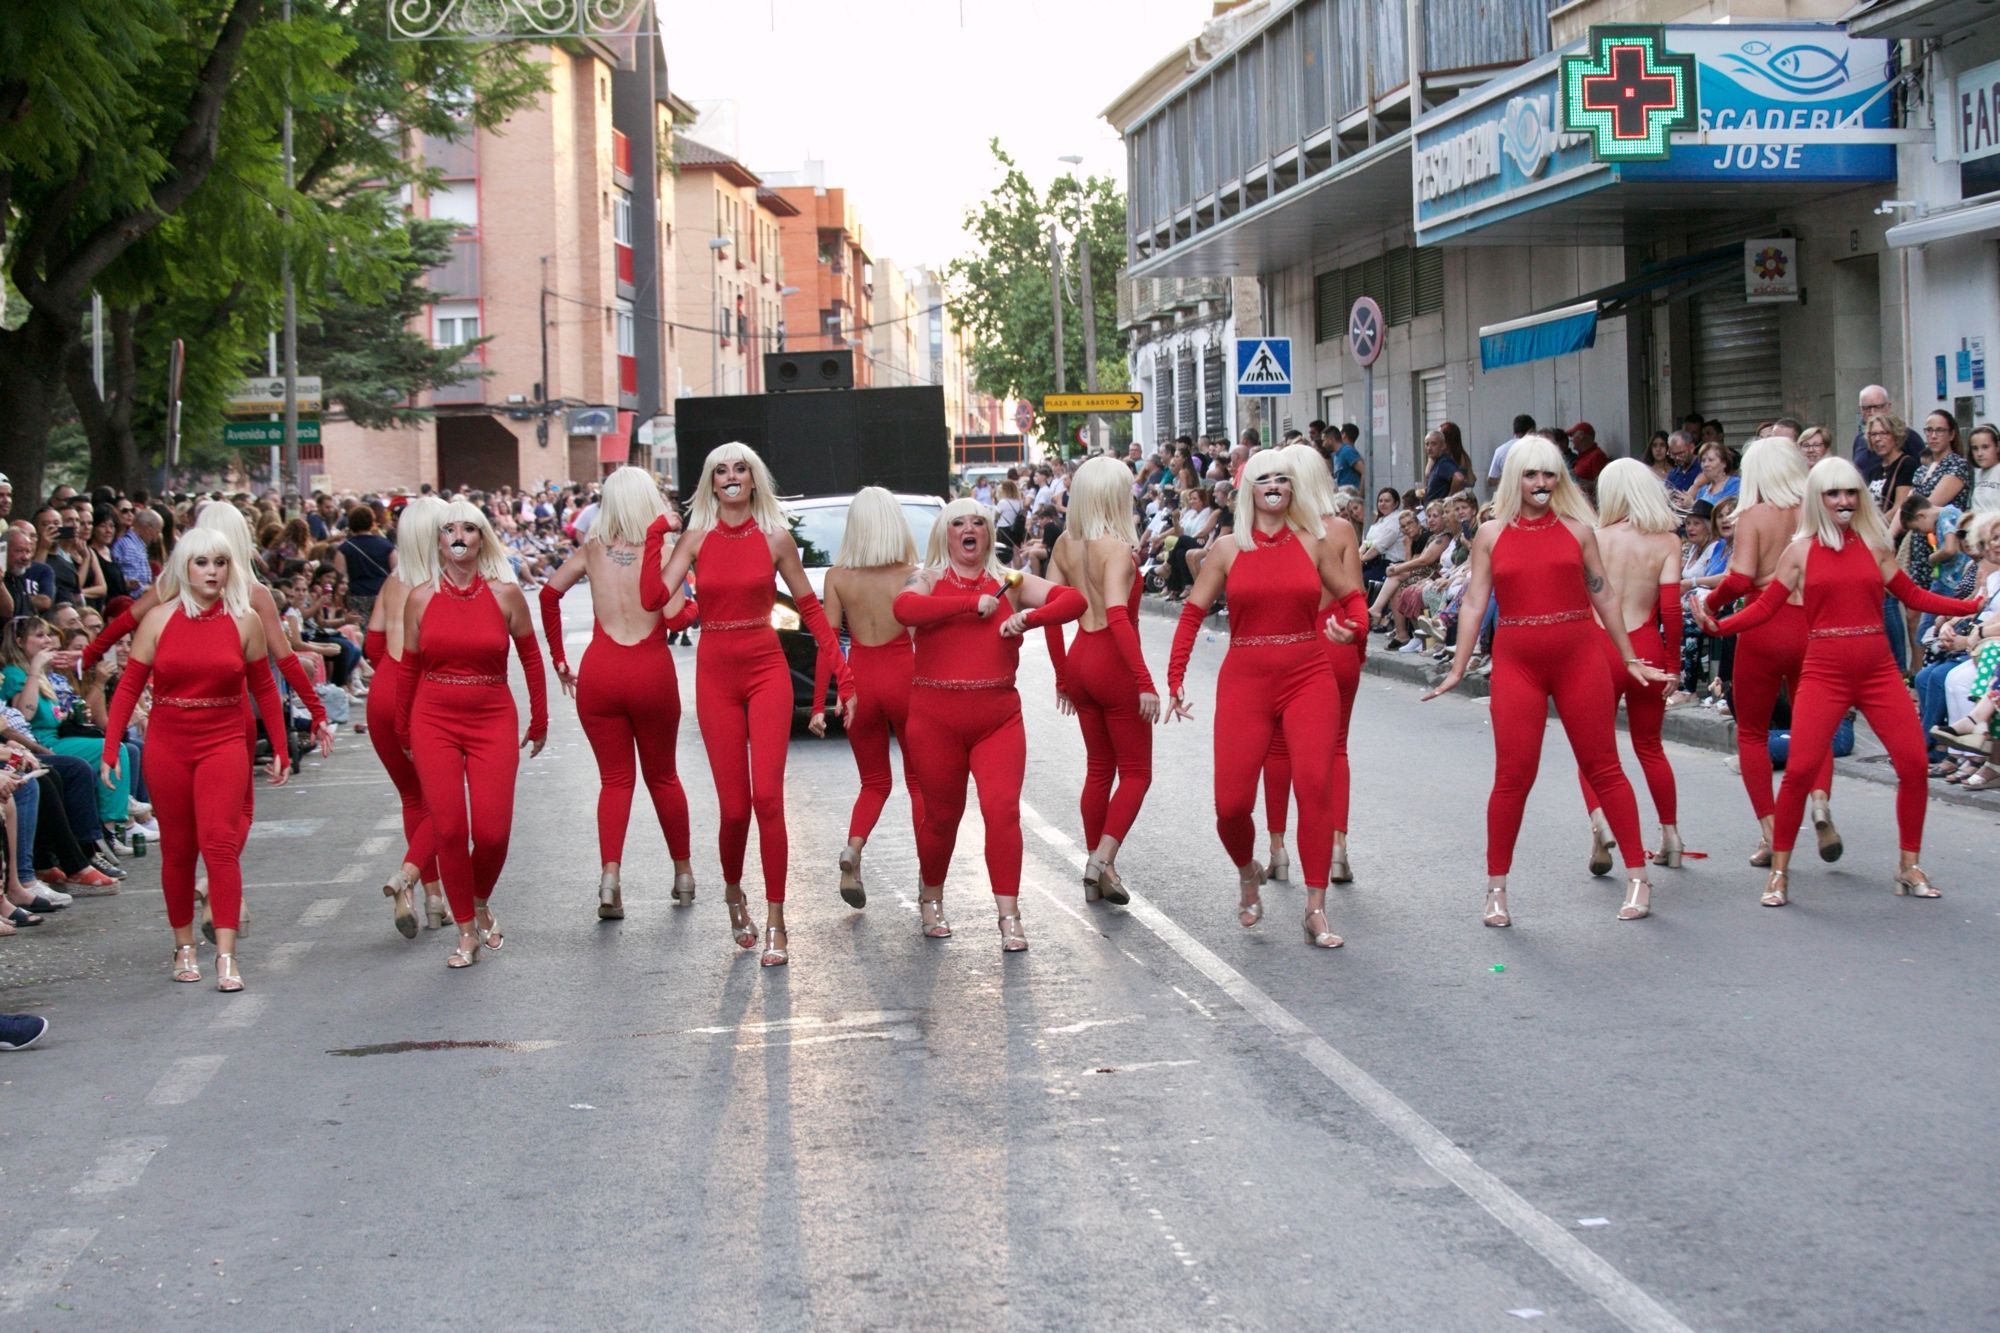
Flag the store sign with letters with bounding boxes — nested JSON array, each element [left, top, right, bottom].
[[1957, 57, 2000, 197], [1744, 237, 1799, 303]]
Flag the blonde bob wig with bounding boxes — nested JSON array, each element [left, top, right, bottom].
[[394, 495, 446, 590], [194, 497, 258, 570], [156, 527, 253, 620], [591, 466, 669, 549], [436, 497, 518, 585], [1738, 437, 1808, 510], [688, 441, 786, 535], [835, 486, 919, 568], [1067, 456, 1139, 544], [1280, 442, 1340, 521], [1593, 459, 1679, 534], [1231, 448, 1326, 551], [1493, 435, 1596, 527], [922, 497, 1006, 577], [1799, 456, 1892, 554]]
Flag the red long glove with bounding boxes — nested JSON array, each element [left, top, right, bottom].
[[1702, 567, 1756, 619], [538, 583, 568, 673], [1887, 570, 1983, 617], [513, 633, 548, 741], [638, 514, 673, 612], [663, 596, 699, 633], [81, 605, 139, 674], [1041, 621, 1069, 693], [1340, 590, 1369, 663], [277, 653, 327, 729], [1022, 584, 1087, 630], [1714, 579, 1788, 637], [395, 645, 421, 746], [362, 629, 387, 667], [247, 658, 290, 774], [1657, 582, 1683, 673], [101, 659, 152, 767], [893, 590, 981, 627], [1166, 599, 1211, 698], [1104, 606, 1155, 694], [793, 591, 852, 699]]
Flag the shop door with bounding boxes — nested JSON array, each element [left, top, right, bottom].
[[1692, 285, 1782, 447]]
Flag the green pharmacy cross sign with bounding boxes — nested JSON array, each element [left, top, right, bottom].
[[1561, 26, 1699, 162]]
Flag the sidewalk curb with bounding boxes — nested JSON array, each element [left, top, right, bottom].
[[1139, 595, 2000, 816]]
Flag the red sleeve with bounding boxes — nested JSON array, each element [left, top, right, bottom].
[[246, 659, 289, 773], [395, 646, 421, 745], [1166, 599, 1210, 698], [792, 591, 852, 699], [1701, 568, 1756, 619], [1041, 622, 1069, 693], [538, 583, 568, 673], [638, 514, 672, 612], [893, 589, 979, 627], [277, 653, 327, 729], [513, 633, 548, 740], [1656, 583, 1683, 671], [82, 606, 138, 674], [813, 641, 837, 713], [1887, 570, 1984, 616], [1104, 605, 1155, 694], [662, 595, 699, 633], [101, 659, 151, 767], [362, 629, 387, 667], [1715, 579, 1788, 637], [1022, 584, 1087, 629], [1339, 590, 1370, 663]]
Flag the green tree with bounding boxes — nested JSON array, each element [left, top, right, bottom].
[[947, 141, 1129, 454]]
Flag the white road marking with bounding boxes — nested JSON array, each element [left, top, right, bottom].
[[355, 835, 393, 857], [146, 1054, 226, 1106], [263, 941, 316, 974], [1044, 1015, 1143, 1036], [331, 863, 367, 883], [682, 1010, 917, 1037], [1017, 800, 1692, 1333], [735, 1027, 919, 1051], [1081, 1059, 1197, 1075], [374, 814, 404, 831], [297, 898, 348, 927], [0, 1228, 98, 1313], [244, 819, 325, 839], [210, 993, 269, 1030], [69, 1137, 168, 1196]]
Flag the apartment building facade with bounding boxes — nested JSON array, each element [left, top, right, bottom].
[[767, 165, 876, 386], [671, 140, 798, 400]]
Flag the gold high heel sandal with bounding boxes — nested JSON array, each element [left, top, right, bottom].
[[214, 952, 244, 993], [1810, 797, 1842, 863], [475, 909, 504, 952], [597, 867, 623, 921], [919, 889, 952, 938], [1892, 866, 1941, 899], [1082, 856, 1129, 906], [1301, 896, 1343, 949], [170, 943, 201, 984], [1482, 886, 1511, 927], [1652, 831, 1684, 869], [997, 910, 1028, 952], [1237, 861, 1266, 927], [1266, 845, 1291, 883], [671, 870, 696, 906], [1761, 869, 1789, 907], [1329, 844, 1352, 885], [724, 887, 757, 949], [423, 885, 448, 930], [445, 927, 480, 968], [838, 847, 866, 909], [1587, 823, 1615, 877], [760, 924, 789, 967], [384, 868, 418, 940], [1749, 838, 1773, 868], [1617, 877, 1652, 921]]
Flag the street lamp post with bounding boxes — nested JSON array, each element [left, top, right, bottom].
[[1057, 154, 1101, 454], [708, 236, 730, 395]]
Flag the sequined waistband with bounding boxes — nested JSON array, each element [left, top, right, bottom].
[[155, 695, 240, 710], [1498, 609, 1592, 628], [914, 675, 1014, 691], [423, 671, 505, 686], [1230, 631, 1317, 648], [1808, 625, 1881, 640], [701, 617, 771, 633]]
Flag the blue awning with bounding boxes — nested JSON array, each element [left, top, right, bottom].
[[1479, 301, 1598, 372]]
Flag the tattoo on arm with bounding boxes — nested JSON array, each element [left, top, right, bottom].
[[1585, 569, 1606, 594]]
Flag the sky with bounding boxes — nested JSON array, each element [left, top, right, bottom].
[[656, 0, 1216, 272]]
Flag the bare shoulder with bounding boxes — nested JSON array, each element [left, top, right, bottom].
[[902, 566, 938, 594], [1475, 518, 1505, 546], [135, 602, 177, 638], [491, 581, 529, 614], [249, 581, 278, 614], [405, 584, 437, 618]]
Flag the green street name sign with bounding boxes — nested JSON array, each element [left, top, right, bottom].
[[224, 420, 321, 446]]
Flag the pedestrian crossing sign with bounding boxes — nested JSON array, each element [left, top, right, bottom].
[[1234, 338, 1293, 396]]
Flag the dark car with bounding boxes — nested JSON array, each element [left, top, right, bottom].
[[771, 493, 944, 714]]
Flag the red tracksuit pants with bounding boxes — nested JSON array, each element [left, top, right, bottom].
[[150, 706, 255, 932], [1733, 601, 1833, 819], [1488, 620, 1644, 877], [366, 659, 439, 882], [906, 684, 1024, 896], [1577, 623, 1678, 825], [1067, 628, 1153, 846], [1261, 636, 1360, 836], [1217, 642, 1340, 888], [411, 682, 519, 924], [696, 630, 792, 902], [577, 628, 690, 864], [844, 640, 922, 842], [1775, 639, 1928, 853]]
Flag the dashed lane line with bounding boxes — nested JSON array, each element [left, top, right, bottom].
[[0, 1228, 98, 1314], [297, 898, 348, 928], [209, 993, 269, 1030], [262, 941, 316, 974], [145, 1054, 226, 1107], [68, 1138, 168, 1197], [1015, 799, 1693, 1333]]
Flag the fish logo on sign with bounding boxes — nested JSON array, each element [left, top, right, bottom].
[[1235, 338, 1292, 396], [1717, 41, 1855, 98]]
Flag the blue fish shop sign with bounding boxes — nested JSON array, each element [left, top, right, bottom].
[[1415, 25, 1896, 244]]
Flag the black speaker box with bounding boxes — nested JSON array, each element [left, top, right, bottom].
[[763, 349, 855, 391], [677, 386, 949, 501]]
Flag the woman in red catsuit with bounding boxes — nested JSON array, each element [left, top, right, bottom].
[[808, 486, 922, 909], [399, 500, 547, 968], [1696, 457, 1980, 905], [363, 495, 444, 936], [1574, 460, 1686, 876], [1700, 438, 1841, 867], [642, 442, 848, 966], [540, 467, 698, 921], [892, 499, 1085, 950], [1039, 457, 1159, 905], [1427, 437, 1673, 926], [1166, 448, 1361, 948], [101, 529, 290, 993], [1256, 442, 1371, 884]]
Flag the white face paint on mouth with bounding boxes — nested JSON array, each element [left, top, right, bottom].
[[720, 482, 745, 498], [1832, 508, 1855, 526], [448, 540, 471, 555]]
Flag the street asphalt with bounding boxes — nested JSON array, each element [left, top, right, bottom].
[[2, 589, 1996, 1331]]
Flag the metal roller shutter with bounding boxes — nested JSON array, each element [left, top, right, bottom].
[[1691, 285, 1781, 447], [1420, 369, 1448, 435]]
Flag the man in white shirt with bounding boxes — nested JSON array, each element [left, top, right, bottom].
[[1484, 413, 1537, 496]]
